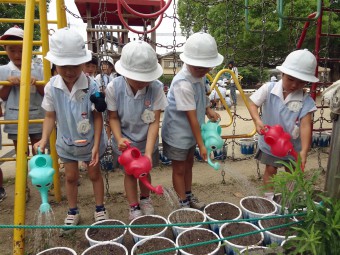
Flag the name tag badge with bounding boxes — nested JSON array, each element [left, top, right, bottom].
[[141, 109, 155, 124], [77, 118, 91, 134]]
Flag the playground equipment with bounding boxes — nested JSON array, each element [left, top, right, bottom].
[[118, 142, 163, 195], [260, 125, 298, 161], [28, 149, 55, 214], [201, 120, 224, 170]]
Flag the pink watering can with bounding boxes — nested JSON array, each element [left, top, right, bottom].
[[118, 142, 163, 195], [201, 119, 224, 170], [260, 124, 298, 161]]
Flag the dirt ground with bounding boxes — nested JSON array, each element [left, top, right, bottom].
[[0, 93, 331, 255]]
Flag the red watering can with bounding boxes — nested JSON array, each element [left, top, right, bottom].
[[260, 125, 298, 161], [118, 142, 163, 195]]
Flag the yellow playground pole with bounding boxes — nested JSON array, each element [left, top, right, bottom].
[[56, 0, 67, 28], [13, 0, 35, 254]]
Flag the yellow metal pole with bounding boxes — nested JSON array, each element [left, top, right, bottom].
[[13, 0, 35, 254], [40, 0, 61, 202], [56, 0, 67, 28]]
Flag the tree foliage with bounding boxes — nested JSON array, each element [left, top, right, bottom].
[[177, 0, 340, 83]]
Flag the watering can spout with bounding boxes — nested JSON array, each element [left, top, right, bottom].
[[139, 178, 164, 195]]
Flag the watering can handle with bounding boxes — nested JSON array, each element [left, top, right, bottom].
[[123, 141, 131, 150], [37, 146, 42, 155], [260, 125, 270, 135], [207, 118, 221, 124]]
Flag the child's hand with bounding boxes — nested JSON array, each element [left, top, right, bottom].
[[198, 145, 208, 161], [30, 77, 37, 85], [255, 120, 265, 135], [33, 141, 46, 154], [7, 76, 20, 85], [118, 138, 131, 151], [89, 147, 99, 166], [206, 108, 220, 122]]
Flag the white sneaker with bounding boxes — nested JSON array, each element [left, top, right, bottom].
[[189, 195, 206, 210], [140, 198, 155, 215], [129, 207, 143, 220], [61, 213, 80, 235], [94, 210, 109, 222]]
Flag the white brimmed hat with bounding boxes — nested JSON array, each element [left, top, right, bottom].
[[180, 32, 224, 68], [101, 57, 114, 66], [0, 26, 24, 40], [270, 76, 277, 82], [276, 49, 319, 83], [115, 41, 163, 82], [45, 27, 91, 66]]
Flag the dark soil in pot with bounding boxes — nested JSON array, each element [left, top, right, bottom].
[[242, 197, 275, 214], [133, 238, 175, 255], [221, 222, 262, 246], [83, 243, 126, 255], [87, 220, 125, 242], [205, 202, 240, 220], [260, 217, 296, 236], [131, 215, 166, 236], [169, 210, 204, 228], [177, 229, 219, 255], [39, 249, 73, 255]]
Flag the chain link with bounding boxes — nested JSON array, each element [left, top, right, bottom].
[[172, 0, 177, 76]]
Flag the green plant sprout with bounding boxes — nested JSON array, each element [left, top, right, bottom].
[[270, 155, 340, 255]]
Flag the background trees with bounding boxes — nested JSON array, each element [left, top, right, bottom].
[[177, 0, 340, 84]]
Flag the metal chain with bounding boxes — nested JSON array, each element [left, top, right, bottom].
[[105, 171, 111, 197], [172, 0, 177, 76]]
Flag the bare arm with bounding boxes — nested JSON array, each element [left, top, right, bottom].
[[33, 111, 56, 153], [108, 110, 130, 151], [186, 110, 207, 161], [299, 113, 312, 168], [248, 100, 265, 134], [145, 110, 161, 161], [89, 110, 103, 166], [0, 75, 19, 101]]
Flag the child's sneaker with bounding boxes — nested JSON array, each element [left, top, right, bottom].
[[0, 187, 7, 202], [94, 210, 109, 222], [179, 199, 190, 208], [194, 148, 203, 162], [140, 197, 155, 215], [161, 156, 172, 165], [129, 207, 143, 221], [61, 213, 80, 235], [188, 194, 206, 210]]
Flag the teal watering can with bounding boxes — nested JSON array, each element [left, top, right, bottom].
[[201, 120, 224, 170], [28, 148, 55, 213]]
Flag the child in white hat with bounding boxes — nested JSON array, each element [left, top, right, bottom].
[[34, 27, 108, 233], [0, 26, 44, 160], [105, 40, 167, 220], [161, 32, 223, 209], [249, 49, 318, 199]]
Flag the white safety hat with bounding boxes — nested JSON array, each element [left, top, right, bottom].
[[0, 26, 24, 40], [101, 57, 114, 66], [180, 32, 224, 68], [276, 49, 319, 83], [45, 27, 92, 66], [270, 76, 277, 82], [115, 40, 163, 82]]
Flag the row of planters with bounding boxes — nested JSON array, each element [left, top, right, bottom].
[[37, 196, 300, 255]]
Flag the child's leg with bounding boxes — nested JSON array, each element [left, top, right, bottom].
[[87, 162, 104, 206], [125, 173, 138, 205], [139, 173, 151, 197], [263, 164, 278, 191], [64, 161, 80, 209], [172, 160, 189, 201]]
